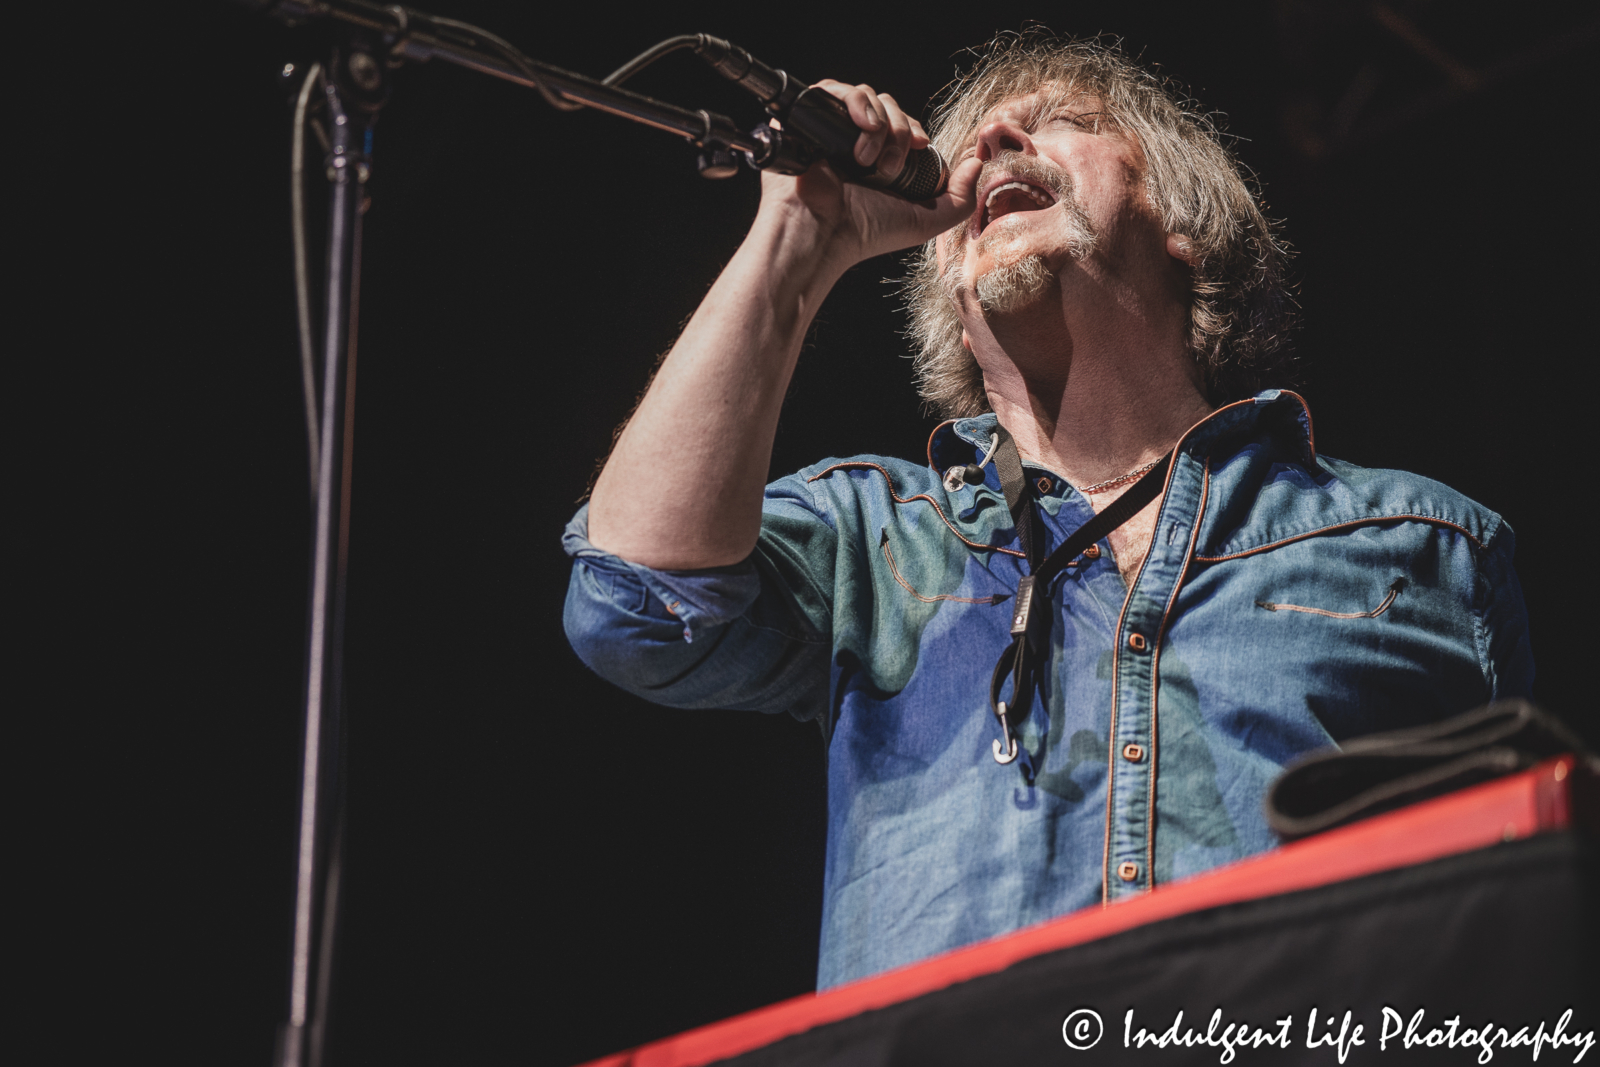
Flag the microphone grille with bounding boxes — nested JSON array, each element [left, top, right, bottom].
[[892, 147, 948, 202]]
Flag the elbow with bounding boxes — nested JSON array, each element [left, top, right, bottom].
[[563, 561, 694, 691]]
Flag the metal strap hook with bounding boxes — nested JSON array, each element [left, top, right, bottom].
[[992, 702, 1020, 764]]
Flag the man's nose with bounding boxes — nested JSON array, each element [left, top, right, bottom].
[[976, 119, 1035, 161]]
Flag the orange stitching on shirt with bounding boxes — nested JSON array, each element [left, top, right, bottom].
[[1278, 389, 1317, 459], [926, 420, 958, 471], [1143, 458, 1211, 891], [1256, 578, 1403, 619], [807, 461, 1027, 559], [1101, 583, 1132, 905], [878, 530, 1009, 605], [1194, 516, 1486, 562], [1101, 431, 1194, 904]]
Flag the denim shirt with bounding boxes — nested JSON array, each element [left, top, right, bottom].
[[562, 390, 1533, 989]]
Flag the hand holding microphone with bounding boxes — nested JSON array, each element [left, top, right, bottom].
[[779, 79, 948, 201], [689, 35, 948, 201], [676, 33, 980, 264], [761, 85, 981, 268]]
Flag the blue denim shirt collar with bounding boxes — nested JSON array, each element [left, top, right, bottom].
[[928, 389, 1316, 481]]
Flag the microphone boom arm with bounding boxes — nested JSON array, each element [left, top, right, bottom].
[[244, 1, 941, 197]]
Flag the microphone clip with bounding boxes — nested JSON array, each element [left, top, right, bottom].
[[744, 125, 819, 177]]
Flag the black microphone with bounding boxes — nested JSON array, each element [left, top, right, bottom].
[[692, 35, 948, 201]]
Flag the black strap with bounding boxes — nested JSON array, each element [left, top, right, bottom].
[[986, 431, 1173, 771], [990, 425, 1039, 567], [1034, 453, 1171, 587]]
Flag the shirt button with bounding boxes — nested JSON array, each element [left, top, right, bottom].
[[1083, 544, 1101, 560], [1122, 743, 1145, 763], [1127, 632, 1148, 652], [1036, 476, 1053, 494], [1117, 861, 1140, 882]]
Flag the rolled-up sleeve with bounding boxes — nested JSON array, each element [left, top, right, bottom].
[[561, 475, 839, 722]]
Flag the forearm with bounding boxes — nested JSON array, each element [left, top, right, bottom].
[[587, 198, 850, 569], [586, 79, 979, 570]]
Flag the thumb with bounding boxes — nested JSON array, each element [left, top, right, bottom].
[[925, 155, 983, 233]]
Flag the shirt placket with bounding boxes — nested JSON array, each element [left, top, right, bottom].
[[1102, 450, 1205, 901]]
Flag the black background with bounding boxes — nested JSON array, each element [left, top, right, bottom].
[[49, 2, 1595, 1064]]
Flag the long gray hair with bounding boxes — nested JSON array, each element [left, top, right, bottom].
[[904, 33, 1297, 417]]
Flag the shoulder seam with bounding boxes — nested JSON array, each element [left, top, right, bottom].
[[1194, 514, 1487, 563], [806, 461, 1026, 559]]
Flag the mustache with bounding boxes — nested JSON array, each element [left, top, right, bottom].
[[942, 151, 1078, 271], [977, 151, 1073, 203]]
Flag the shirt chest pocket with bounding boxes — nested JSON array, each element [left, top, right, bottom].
[[1254, 576, 1404, 619], [1217, 520, 1459, 628]]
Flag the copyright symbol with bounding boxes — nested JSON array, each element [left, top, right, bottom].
[[1062, 1008, 1103, 1050]]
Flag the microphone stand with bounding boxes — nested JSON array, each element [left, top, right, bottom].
[[275, 35, 382, 1067], [241, 4, 830, 1064]]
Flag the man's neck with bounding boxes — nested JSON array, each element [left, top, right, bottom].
[[971, 292, 1212, 488]]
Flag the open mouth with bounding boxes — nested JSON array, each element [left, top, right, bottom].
[[978, 178, 1058, 235]]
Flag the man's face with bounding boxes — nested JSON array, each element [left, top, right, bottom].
[[938, 86, 1164, 319]]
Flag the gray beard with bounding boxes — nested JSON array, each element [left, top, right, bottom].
[[941, 153, 1099, 318], [973, 253, 1053, 315]]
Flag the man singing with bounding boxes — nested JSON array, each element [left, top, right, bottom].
[[562, 34, 1532, 989]]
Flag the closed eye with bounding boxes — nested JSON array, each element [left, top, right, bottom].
[[1044, 110, 1103, 132]]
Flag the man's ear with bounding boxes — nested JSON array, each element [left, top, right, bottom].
[[961, 330, 973, 353], [1166, 233, 1197, 266]]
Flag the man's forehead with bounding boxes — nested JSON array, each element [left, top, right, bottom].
[[956, 83, 1106, 142]]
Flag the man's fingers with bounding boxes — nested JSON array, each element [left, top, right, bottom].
[[875, 93, 913, 178], [845, 84, 888, 166], [815, 79, 891, 167], [908, 118, 930, 152]]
